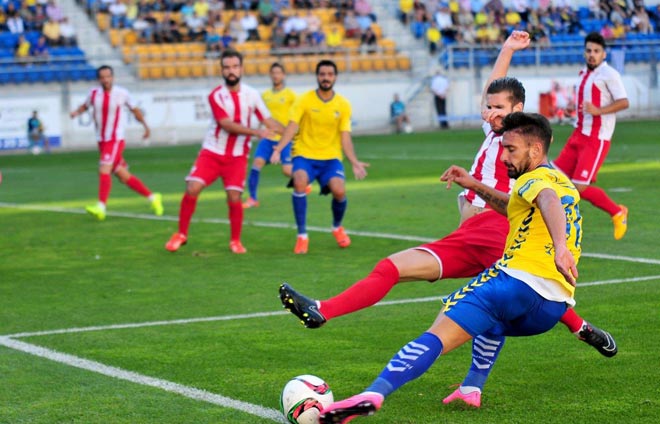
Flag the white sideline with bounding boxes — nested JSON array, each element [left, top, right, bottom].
[[2, 202, 660, 262], [0, 337, 287, 423]]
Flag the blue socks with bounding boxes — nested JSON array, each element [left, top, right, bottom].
[[366, 332, 443, 398], [292, 191, 307, 235], [462, 334, 505, 391], [331, 198, 347, 228], [248, 168, 260, 200]]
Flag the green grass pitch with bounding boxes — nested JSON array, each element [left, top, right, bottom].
[[1, 120, 659, 423]]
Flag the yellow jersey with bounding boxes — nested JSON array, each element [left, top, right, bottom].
[[262, 87, 297, 142], [497, 165, 582, 296], [289, 90, 352, 160]]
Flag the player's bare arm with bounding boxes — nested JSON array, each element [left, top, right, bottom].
[[131, 107, 150, 139], [481, 30, 530, 109], [264, 117, 285, 135], [340, 132, 369, 180], [218, 117, 271, 140], [441, 165, 510, 215], [583, 98, 629, 116], [270, 121, 298, 165], [535, 188, 578, 286], [69, 103, 88, 119]]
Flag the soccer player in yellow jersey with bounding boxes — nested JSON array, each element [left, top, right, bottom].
[[270, 60, 369, 254], [320, 113, 584, 423], [243, 63, 298, 209]]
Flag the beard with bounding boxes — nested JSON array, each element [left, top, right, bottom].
[[506, 158, 531, 179], [224, 74, 240, 86], [318, 80, 334, 92]]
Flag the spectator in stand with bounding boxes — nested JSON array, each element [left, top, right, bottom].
[[258, 0, 276, 25], [649, 4, 660, 31], [180, 0, 195, 19], [410, 6, 428, 39], [43, 18, 61, 45], [194, 0, 210, 21], [304, 9, 321, 38], [240, 10, 260, 41], [360, 25, 377, 54], [0, 9, 8, 31], [355, 9, 374, 34], [343, 10, 361, 38], [59, 17, 77, 46], [155, 11, 182, 43], [609, 3, 628, 27], [228, 12, 247, 43], [325, 24, 343, 50], [45, 0, 63, 22], [271, 24, 286, 48], [7, 10, 25, 34], [208, 0, 225, 23], [283, 12, 307, 47], [30, 34, 49, 61], [505, 7, 522, 30], [430, 69, 450, 129], [354, 0, 376, 22], [110, 0, 129, 28], [399, 0, 414, 25], [511, 0, 529, 23], [220, 27, 234, 49], [600, 23, 615, 40], [435, 2, 457, 43], [186, 11, 207, 41], [132, 13, 153, 42], [631, 4, 652, 34], [124, 0, 138, 27], [611, 20, 626, 39], [18, 3, 35, 31], [15, 34, 31, 64], [426, 20, 441, 54], [588, 0, 607, 20]]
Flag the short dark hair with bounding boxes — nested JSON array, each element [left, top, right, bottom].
[[585, 32, 606, 49], [221, 49, 243, 65], [96, 65, 113, 78], [270, 62, 285, 73], [501, 112, 553, 153], [486, 77, 526, 106], [316, 59, 337, 75]]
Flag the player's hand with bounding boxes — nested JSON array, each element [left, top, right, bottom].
[[503, 30, 531, 51], [69, 111, 77, 119], [582, 101, 600, 116], [440, 165, 472, 189], [554, 245, 578, 286], [481, 108, 507, 125], [142, 127, 151, 139], [270, 150, 281, 165], [352, 161, 369, 180], [256, 128, 275, 140]]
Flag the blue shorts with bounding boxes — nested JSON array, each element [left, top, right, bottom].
[[443, 266, 567, 338], [292, 157, 345, 195], [254, 138, 292, 165]]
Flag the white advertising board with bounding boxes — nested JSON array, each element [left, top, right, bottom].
[[0, 96, 61, 151]]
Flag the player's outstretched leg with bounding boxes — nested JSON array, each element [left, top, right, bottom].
[[578, 321, 618, 357], [319, 393, 384, 424], [279, 283, 326, 328], [611, 205, 628, 240]]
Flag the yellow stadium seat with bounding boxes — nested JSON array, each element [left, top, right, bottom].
[[385, 55, 398, 71], [96, 13, 110, 32], [370, 24, 383, 39], [257, 25, 273, 41], [283, 61, 296, 74], [177, 64, 192, 78], [123, 30, 138, 46], [191, 63, 205, 78], [149, 65, 164, 79], [244, 61, 258, 75], [334, 56, 347, 73], [257, 59, 272, 75], [396, 55, 411, 71], [295, 57, 312, 74], [164, 65, 177, 79], [378, 39, 397, 54], [372, 56, 385, 72], [137, 65, 149, 79]]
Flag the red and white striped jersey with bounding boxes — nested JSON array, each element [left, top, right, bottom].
[[84, 85, 137, 142], [575, 61, 627, 141], [202, 83, 270, 157], [461, 122, 514, 208]]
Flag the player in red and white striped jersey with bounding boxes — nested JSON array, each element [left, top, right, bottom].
[[70, 65, 163, 221], [280, 33, 616, 405], [165, 50, 283, 254], [553, 32, 630, 240]]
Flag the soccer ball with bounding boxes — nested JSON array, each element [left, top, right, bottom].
[[280, 375, 334, 424], [30, 145, 43, 155], [403, 124, 413, 134]]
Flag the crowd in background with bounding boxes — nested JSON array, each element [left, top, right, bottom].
[[396, 0, 659, 54], [1, 0, 78, 62]]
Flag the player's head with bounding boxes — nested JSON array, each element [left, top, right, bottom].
[[220, 49, 243, 87], [584, 32, 606, 70], [485, 77, 525, 132], [500, 112, 553, 179], [316, 60, 337, 92], [269, 62, 285, 87], [96, 65, 114, 91]]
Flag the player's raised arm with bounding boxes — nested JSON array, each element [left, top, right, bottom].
[[481, 31, 530, 110]]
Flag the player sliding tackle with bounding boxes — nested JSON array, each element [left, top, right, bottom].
[[318, 112, 585, 423]]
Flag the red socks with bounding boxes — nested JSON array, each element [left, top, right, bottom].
[[319, 258, 400, 320], [125, 175, 152, 197], [559, 308, 584, 333], [99, 173, 111, 204], [178, 193, 198, 235], [580, 186, 621, 216], [228, 201, 243, 242]]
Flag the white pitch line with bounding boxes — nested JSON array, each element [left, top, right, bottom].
[[2, 202, 659, 264], [0, 337, 286, 423], [5, 274, 660, 340]]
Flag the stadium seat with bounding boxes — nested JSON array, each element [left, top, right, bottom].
[[396, 55, 411, 71], [177, 64, 192, 78], [163, 64, 177, 78]]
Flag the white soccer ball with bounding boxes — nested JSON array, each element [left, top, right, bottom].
[[403, 124, 413, 134], [280, 375, 334, 424], [30, 146, 43, 155]]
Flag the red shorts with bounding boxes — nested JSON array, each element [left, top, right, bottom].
[[186, 148, 248, 191], [415, 211, 509, 280], [98, 140, 127, 172], [553, 129, 610, 184]]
